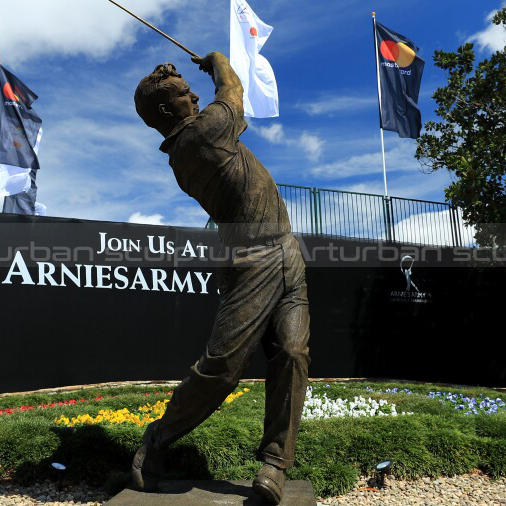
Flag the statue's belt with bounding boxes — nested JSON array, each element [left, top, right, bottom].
[[227, 234, 292, 249]]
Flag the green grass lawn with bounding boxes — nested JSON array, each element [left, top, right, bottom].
[[0, 380, 505, 497]]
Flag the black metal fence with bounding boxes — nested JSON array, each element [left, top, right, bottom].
[[207, 183, 477, 248]]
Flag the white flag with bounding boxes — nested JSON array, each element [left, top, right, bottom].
[[0, 166, 32, 197], [230, 0, 279, 118]]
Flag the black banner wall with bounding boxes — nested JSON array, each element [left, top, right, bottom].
[[0, 214, 504, 393]]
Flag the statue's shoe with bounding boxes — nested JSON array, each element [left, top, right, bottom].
[[252, 463, 286, 505], [131, 443, 165, 492]]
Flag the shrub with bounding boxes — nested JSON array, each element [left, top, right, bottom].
[[0, 382, 505, 497]]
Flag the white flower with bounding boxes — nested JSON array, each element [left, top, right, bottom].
[[301, 389, 415, 420]]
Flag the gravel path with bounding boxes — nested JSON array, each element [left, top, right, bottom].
[[317, 469, 506, 505], [0, 481, 109, 505], [1, 470, 505, 505]]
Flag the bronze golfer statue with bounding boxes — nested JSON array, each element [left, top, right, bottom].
[[132, 51, 310, 505]]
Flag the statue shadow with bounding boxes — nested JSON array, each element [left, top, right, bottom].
[[14, 425, 125, 486], [123, 480, 260, 504], [12, 424, 218, 499]]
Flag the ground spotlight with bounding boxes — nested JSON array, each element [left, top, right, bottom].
[[375, 460, 392, 489], [50, 462, 66, 489]]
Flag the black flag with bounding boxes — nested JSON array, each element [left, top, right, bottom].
[[0, 64, 43, 214], [374, 21, 424, 139]]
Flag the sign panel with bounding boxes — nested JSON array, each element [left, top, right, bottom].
[[0, 215, 504, 392]]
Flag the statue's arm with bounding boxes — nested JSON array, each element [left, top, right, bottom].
[[192, 52, 244, 118]]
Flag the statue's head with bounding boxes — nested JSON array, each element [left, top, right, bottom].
[[134, 63, 199, 135]]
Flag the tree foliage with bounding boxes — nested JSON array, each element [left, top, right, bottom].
[[416, 8, 506, 247]]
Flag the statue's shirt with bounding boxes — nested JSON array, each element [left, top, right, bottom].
[[160, 100, 291, 247]]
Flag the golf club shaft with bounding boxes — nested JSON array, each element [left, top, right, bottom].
[[107, 0, 200, 58]]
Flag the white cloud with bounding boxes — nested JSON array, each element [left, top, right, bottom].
[[254, 123, 286, 144], [299, 132, 324, 162], [341, 169, 454, 202], [468, 10, 506, 52], [249, 122, 324, 161], [394, 210, 476, 247], [128, 205, 208, 228], [298, 95, 377, 116], [0, 0, 181, 65], [310, 140, 419, 179], [128, 212, 166, 226], [35, 97, 181, 221]]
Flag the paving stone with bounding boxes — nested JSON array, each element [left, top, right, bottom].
[[105, 480, 316, 505]]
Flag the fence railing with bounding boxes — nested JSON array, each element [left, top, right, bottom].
[[206, 183, 477, 248]]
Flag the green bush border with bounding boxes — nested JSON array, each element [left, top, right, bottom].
[[0, 381, 505, 497]]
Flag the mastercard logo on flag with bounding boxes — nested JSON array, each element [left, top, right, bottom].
[[380, 40, 416, 68], [3, 82, 20, 102]]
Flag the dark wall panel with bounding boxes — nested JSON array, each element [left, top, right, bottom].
[[0, 214, 504, 393]]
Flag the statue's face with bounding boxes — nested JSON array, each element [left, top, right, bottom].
[[161, 76, 199, 121]]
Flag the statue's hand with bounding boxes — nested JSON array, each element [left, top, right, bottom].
[[192, 52, 242, 109], [191, 53, 216, 78]]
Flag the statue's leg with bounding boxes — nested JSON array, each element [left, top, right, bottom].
[[145, 243, 286, 450], [256, 236, 310, 470]]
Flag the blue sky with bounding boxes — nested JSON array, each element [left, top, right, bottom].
[[1, 0, 504, 227]]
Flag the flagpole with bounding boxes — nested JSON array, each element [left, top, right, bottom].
[[372, 12, 389, 198]]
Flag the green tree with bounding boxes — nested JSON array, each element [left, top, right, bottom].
[[416, 8, 506, 247]]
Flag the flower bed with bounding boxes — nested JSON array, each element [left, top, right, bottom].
[[302, 387, 414, 419], [0, 392, 173, 417], [364, 386, 506, 416], [0, 381, 505, 498], [53, 388, 250, 428]]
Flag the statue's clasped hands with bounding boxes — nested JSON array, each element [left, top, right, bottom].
[[191, 52, 217, 79]]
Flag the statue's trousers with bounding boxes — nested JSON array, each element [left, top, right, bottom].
[[145, 233, 310, 469]]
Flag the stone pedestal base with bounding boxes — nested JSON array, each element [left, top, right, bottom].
[[105, 480, 316, 505]]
